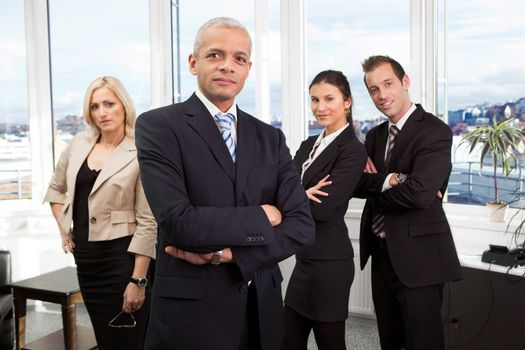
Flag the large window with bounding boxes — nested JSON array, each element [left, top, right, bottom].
[[439, 0, 525, 206], [48, 0, 151, 159], [0, 2, 30, 199], [306, 0, 410, 138]]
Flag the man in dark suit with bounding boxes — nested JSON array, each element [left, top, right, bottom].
[[355, 55, 462, 350], [135, 17, 315, 350]]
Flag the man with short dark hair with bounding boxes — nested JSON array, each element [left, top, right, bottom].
[[356, 55, 462, 350], [135, 17, 315, 350]]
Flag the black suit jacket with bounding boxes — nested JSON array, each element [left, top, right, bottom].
[[135, 94, 315, 350], [355, 104, 462, 288], [294, 126, 367, 259]]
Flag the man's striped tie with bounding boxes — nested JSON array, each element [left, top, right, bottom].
[[372, 125, 400, 238], [213, 113, 236, 162]]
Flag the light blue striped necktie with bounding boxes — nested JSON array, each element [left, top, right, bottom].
[[213, 112, 236, 162]]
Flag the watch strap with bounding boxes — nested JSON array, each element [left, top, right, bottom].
[[129, 277, 148, 288]]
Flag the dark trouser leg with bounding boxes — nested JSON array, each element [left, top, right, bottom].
[[371, 247, 405, 350], [281, 305, 311, 350], [312, 319, 347, 350], [372, 244, 445, 350], [398, 283, 444, 350]]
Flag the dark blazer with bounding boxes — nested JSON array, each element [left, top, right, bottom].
[[355, 104, 462, 288], [294, 126, 367, 259], [135, 93, 315, 350]]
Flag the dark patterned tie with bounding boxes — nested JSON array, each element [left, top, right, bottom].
[[213, 113, 236, 162], [384, 125, 399, 168], [372, 125, 400, 238]]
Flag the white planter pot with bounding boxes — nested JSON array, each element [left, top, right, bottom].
[[487, 202, 509, 222]]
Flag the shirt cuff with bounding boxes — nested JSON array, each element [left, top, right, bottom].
[[382, 173, 396, 192]]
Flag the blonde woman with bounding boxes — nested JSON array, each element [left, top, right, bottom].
[[44, 76, 156, 350]]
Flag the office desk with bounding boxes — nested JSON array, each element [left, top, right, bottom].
[[10, 266, 96, 350], [442, 257, 525, 349]]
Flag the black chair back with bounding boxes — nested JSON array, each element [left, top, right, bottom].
[[0, 251, 11, 286]]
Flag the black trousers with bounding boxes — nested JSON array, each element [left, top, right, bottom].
[[371, 243, 444, 350]]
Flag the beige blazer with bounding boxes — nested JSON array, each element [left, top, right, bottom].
[[44, 131, 156, 259]]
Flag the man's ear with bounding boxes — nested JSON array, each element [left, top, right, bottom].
[[188, 54, 197, 76], [402, 74, 410, 89]]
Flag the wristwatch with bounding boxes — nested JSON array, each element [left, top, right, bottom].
[[129, 277, 148, 288], [211, 250, 223, 266], [396, 173, 408, 184]]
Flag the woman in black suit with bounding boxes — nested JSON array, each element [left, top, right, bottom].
[[282, 70, 367, 350]]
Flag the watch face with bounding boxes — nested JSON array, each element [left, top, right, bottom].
[[397, 174, 407, 183], [131, 277, 148, 288], [138, 278, 148, 288]]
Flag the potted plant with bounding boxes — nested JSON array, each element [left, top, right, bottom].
[[462, 114, 525, 222]]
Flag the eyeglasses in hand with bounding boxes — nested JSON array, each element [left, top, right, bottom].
[[108, 310, 136, 328]]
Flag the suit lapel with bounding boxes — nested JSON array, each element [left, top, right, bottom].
[[184, 94, 235, 182], [234, 110, 255, 203], [386, 106, 424, 171], [373, 122, 388, 172], [295, 137, 316, 175], [302, 127, 354, 187], [68, 135, 97, 200], [69, 136, 97, 182], [90, 137, 136, 195]]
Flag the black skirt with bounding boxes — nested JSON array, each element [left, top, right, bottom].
[[73, 232, 150, 350], [285, 257, 354, 322]]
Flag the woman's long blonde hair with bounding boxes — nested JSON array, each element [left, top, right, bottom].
[[82, 76, 136, 138]]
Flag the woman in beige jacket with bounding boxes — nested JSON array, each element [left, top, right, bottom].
[[44, 76, 156, 350]]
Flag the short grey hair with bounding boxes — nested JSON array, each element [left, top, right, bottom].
[[193, 17, 252, 57]]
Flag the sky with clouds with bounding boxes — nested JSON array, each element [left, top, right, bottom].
[[1, 0, 524, 124]]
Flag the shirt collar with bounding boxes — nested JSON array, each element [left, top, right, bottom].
[[314, 123, 349, 147], [195, 89, 237, 121], [389, 103, 416, 131]]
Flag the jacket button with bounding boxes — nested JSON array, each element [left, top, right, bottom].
[[90, 217, 97, 224], [246, 237, 253, 243], [239, 285, 248, 293]]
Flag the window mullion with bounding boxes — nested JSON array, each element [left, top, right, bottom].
[[149, 0, 174, 108], [280, 0, 306, 153], [24, 0, 54, 202]]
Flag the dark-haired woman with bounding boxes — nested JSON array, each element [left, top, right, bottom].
[[282, 70, 367, 350]]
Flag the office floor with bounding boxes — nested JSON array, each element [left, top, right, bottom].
[[25, 302, 381, 349]]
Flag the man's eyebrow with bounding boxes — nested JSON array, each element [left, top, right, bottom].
[[205, 48, 224, 54]]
